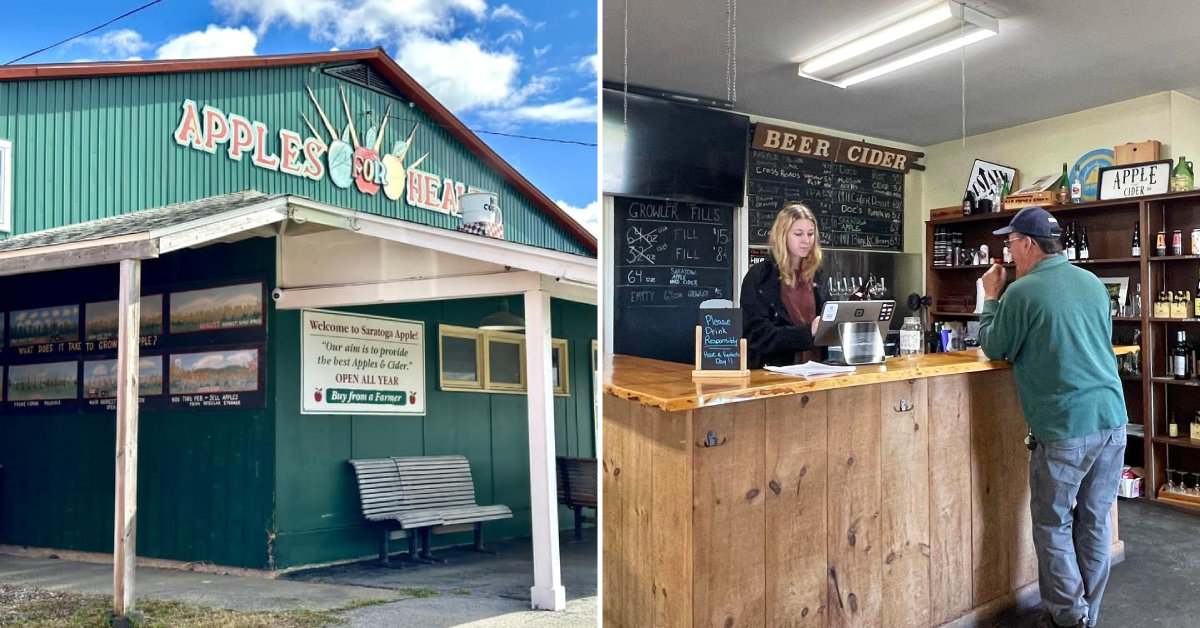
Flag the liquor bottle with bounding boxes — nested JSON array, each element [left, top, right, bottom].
[[1056, 162, 1070, 204], [1131, 222, 1141, 256], [1070, 173, 1083, 203], [1172, 156, 1193, 192], [1170, 413, 1180, 437], [1079, 226, 1090, 260], [999, 174, 1011, 206], [962, 190, 975, 216], [1174, 330, 1190, 380], [1195, 274, 1200, 319]]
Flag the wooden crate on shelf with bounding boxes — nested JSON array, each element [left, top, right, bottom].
[[1003, 191, 1058, 211], [930, 205, 963, 220], [1115, 140, 1161, 165]]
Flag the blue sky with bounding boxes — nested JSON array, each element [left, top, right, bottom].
[[0, 0, 599, 234]]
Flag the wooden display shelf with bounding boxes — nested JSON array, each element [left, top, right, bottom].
[[1073, 257, 1141, 265], [1156, 493, 1200, 513], [928, 197, 1143, 226], [930, 264, 1005, 271], [926, 193, 1200, 515], [1151, 376, 1200, 387], [930, 310, 979, 318], [1152, 435, 1200, 449], [1149, 255, 1200, 261]]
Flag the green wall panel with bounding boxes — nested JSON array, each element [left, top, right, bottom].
[[0, 65, 589, 256], [0, 239, 277, 569], [270, 296, 596, 569]]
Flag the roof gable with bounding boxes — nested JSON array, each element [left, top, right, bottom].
[[0, 49, 595, 255]]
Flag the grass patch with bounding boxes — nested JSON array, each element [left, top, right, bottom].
[[0, 585, 345, 627], [397, 587, 438, 599], [329, 598, 396, 612]]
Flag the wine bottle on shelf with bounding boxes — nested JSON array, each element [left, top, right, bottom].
[[1174, 330, 1190, 380], [1131, 222, 1141, 256], [1056, 162, 1070, 204], [1170, 413, 1180, 438], [1065, 222, 1077, 261], [1079, 226, 1090, 260], [962, 190, 975, 216]]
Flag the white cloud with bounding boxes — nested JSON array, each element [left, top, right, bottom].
[[156, 25, 257, 59], [533, 45, 551, 58], [396, 35, 520, 112], [556, 199, 599, 235], [214, 0, 486, 46], [576, 53, 598, 77], [492, 4, 529, 25], [498, 30, 524, 45], [496, 97, 597, 124], [88, 29, 149, 57]]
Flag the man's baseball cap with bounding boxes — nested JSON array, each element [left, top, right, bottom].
[[992, 206, 1062, 238]]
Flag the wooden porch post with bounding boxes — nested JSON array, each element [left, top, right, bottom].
[[523, 289, 566, 610], [113, 259, 141, 619]]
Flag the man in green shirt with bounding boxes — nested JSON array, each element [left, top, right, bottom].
[[979, 206, 1127, 628]]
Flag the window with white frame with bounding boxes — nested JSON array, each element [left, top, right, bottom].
[[0, 139, 12, 233]]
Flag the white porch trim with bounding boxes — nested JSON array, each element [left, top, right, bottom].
[[524, 289, 566, 611], [285, 197, 595, 285]]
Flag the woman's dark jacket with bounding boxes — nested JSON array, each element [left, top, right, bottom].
[[740, 257, 829, 369]]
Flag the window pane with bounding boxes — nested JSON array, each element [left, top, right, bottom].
[[442, 335, 478, 383], [489, 341, 522, 385], [552, 346, 561, 387]]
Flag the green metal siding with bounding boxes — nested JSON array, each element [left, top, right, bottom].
[[270, 297, 597, 569], [0, 66, 588, 255], [0, 238, 277, 569]]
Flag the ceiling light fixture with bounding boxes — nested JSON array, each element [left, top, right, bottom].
[[798, 1, 997, 88]]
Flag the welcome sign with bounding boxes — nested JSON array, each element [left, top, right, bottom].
[[172, 92, 479, 216], [300, 309, 425, 415]]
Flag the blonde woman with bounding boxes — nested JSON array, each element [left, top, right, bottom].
[[740, 204, 829, 368]]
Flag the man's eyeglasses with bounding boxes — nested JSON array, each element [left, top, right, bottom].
[[1004, 235, 1027, 246]]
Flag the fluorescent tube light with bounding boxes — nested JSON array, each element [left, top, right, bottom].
[[798, 2, 998, 88], [801, 2, 956, 75], [832, 27, 995, 88]]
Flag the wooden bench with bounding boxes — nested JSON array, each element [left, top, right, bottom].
[[348, 455, 512, 566], [556, 456, 597, 541]]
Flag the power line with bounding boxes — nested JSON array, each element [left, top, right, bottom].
[[5, 0, 165, 65], [473, 128, 595, 147], [381, 115, 595, 148]]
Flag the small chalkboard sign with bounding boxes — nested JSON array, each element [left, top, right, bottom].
[[693, 301, 749, 380]]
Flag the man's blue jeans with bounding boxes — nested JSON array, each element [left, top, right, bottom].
[[1030, 426, 1126, 627]]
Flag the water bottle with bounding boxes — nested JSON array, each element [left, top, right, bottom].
[[900, 316, 923, 357]]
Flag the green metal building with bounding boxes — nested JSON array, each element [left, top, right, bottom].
[[0, 50, 597, 605]]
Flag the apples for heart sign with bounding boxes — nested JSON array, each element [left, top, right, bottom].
[[300, 310, 425, 415], [172, 86, 478, 215]]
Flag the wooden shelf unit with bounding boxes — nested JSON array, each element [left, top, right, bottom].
[[926, 190, 1200, 511]]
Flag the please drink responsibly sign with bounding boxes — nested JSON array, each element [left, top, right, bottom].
[[301, 310, 425, 415]]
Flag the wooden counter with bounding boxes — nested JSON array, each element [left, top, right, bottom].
[[606, 347, 1140, 412], [603, 350, 1132, 627]]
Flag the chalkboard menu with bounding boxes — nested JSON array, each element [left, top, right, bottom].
[[746, 149, 904, 251], [697, 308, 742, 370], [613, 196, 734, 364]]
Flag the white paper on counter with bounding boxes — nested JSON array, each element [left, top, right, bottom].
[[764, 362, 857, 378]]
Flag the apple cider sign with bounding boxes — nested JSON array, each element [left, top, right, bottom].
[[172, 89, 472, 215], [300, 310, 426, 416]]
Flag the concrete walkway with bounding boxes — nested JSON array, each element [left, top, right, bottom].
[[0, 530, 597, 627], [287, 531, 598, 627]]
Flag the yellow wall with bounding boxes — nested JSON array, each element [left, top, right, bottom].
[[921, 92, 1176, 211]]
